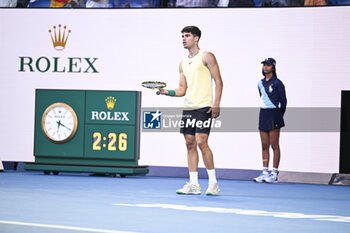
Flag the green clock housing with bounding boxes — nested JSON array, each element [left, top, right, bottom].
[[24, 89, 148, 177]]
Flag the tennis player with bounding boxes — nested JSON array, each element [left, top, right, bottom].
[[254, 58, 287, 183], [159, 26, 223, 195]]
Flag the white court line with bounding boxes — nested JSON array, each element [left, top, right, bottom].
[[113, 203, 350, 223], [0, 220, 139, 233]]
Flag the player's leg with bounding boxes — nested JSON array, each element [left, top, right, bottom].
[[196, 133, 220, 195], [196, 133, 214, 170], [177, 109, 202, 195], [254, 130, 270, 182], [185, 134, 199, 174], [264, 129, 280, 183], [176, 134, 201, 195], [0, 156, 3, 172], [194, 107, 213, 169]]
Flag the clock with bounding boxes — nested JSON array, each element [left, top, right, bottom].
[[41, 102, 78, 143]]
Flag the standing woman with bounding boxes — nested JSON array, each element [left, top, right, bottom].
[[254, 58, 287, 183]]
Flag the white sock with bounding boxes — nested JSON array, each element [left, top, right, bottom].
[[207, 169, 217, 184], [263, 167, 269, 174], [272, 168, 278, 174], [189, 172, 199, 185]]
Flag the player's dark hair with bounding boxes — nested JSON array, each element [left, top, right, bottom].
[[181, 26, 201, 40], [262, 65, 277, 77]]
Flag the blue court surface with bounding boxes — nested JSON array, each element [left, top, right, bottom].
[[0, 171, 349, 233]]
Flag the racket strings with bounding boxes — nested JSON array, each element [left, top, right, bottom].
[[142, 82, 166, 89]]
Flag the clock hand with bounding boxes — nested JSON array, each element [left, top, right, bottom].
[[61, 124, 71, 131], [56, 120, 61, 133], [57, 121, 72, 131]]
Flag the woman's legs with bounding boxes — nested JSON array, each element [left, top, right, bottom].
[[255, 129, 281, 183], [269, 129, 281, 169], [259, 130, 270, 167]]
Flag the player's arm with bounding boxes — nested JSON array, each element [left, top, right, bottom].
[[159, 61, 187, 97], [203, 51, 223, 118]]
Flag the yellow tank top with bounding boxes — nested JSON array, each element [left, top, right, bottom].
[[182, 50, 212, 109]]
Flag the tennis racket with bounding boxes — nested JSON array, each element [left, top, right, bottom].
[[141, 81, 166, 95]]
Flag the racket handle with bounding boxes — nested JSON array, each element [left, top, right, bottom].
[[156, 90, 160, 95]]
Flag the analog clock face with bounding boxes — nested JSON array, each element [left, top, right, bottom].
[[41, 103, 78, 143]]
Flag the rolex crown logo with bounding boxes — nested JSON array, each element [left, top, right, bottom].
[[48, 24, 71, 51], [105, 96, 117, 110]]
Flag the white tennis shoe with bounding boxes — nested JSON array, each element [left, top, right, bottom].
[[264, 172, 278, 184], [254, 172, 269, 183], [205, 182, 220, 195], [176, 182, 201, 195]]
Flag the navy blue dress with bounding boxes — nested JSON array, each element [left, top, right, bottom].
[[258, 76, 287, 131]]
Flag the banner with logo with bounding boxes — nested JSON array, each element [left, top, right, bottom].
[[1, 8, 350, 173]]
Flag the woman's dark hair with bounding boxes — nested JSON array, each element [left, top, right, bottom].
[[181, 26, 201, 40]]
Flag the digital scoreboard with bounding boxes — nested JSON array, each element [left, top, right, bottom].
[[24, 89, 148, 176]]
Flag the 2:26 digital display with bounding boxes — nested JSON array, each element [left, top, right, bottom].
[[92, 132, 127, 151]]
